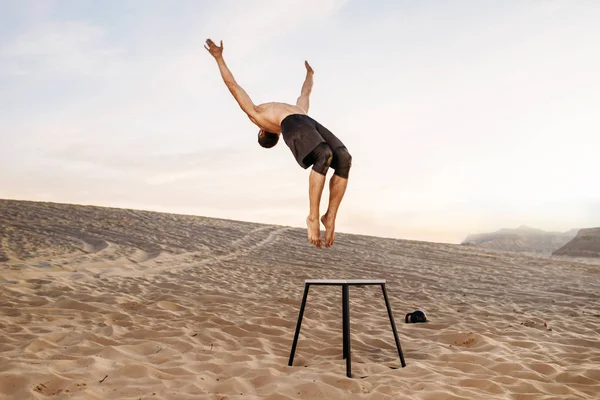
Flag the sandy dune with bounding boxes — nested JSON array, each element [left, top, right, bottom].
[[1, 199, 600, 399]]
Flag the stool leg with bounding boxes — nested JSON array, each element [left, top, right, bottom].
[[289, 283, 311, 366], [342, 285, 347, 360], [343, 284, 352, 377], [381, 284, 406, 368]]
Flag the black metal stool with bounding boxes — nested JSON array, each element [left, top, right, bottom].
[[288, 279, 406, 378]]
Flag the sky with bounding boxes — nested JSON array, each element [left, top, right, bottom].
[[1, 0, 599, 244]]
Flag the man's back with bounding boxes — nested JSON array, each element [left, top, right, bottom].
[[250, 102, 307, 133]]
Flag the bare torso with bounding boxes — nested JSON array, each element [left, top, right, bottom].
[[249, 102, 307, 133]]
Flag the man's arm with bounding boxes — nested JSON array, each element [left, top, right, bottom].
[[296, 61, 314, 112], [205, 39, 258, 119]]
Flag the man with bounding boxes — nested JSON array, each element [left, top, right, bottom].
[[205, 38, 352, 248]]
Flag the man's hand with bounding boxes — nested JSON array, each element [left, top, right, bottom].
[[305, 60, 314, 75], [205, 39, 223, 59]]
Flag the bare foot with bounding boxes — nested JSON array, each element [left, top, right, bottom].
[[321, 214, 336, 248], [306, 216, 322, 248]]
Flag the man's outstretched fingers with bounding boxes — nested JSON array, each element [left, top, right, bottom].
[[305, 60, 314, 74], [204, 38, 224, 58], [205, 39, 222, 48]]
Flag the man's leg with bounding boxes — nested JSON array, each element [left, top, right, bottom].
[[321, 147, 352, 248], [307, 170, 326, 247], [305, 144, 333, 248], [321, 175, 348, 247]]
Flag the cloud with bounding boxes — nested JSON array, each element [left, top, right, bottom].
[[209, 0, 348, 52], [0, 20, 124, 77]]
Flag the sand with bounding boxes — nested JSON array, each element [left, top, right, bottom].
[[1, 199, 600, 399]]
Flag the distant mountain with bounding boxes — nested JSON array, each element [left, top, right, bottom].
[[462, 226, 577, 254], [552, 228, 600, 258]]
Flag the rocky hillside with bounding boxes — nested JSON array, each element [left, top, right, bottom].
[[462, 226, 577, 254], [552, 228, 600, 258]]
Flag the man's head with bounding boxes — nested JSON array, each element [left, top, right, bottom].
[[257, 129, 279, 148]]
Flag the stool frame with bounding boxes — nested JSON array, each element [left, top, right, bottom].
[[288, 279, 406, 378]]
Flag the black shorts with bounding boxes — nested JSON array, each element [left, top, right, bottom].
[[303, 143, 352, 179], [280, 114, 346, 169]]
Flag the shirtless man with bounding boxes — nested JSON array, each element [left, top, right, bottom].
[[205, 39, 352, 248]]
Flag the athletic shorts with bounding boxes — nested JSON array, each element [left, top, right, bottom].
[[280, 114, 346, 169]]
